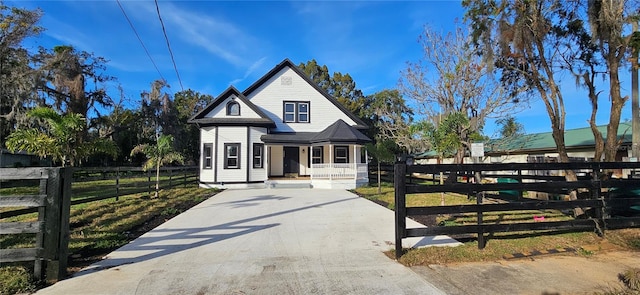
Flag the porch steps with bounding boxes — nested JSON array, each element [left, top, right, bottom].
[[265, 181, 312, 189]]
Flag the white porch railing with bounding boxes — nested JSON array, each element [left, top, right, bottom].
[[311, 163, 368, 180]]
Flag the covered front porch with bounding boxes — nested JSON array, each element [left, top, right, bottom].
[[260, 120, 371, 189], [265, 144, 369, 189]]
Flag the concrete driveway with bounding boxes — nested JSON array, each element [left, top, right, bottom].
[[36, 189, 459, 295]]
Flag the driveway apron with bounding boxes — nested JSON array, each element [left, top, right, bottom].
[[36, 189, 456, 295]]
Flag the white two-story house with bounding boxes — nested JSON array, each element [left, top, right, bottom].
[[189, 58, 371, 189]]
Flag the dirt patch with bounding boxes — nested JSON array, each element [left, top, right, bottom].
[[413, 250, 640, 295], [66, 198, 203, 275]]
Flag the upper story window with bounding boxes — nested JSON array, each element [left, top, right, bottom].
[[227, 101, 240, 116], [283, 101, 310, 123]]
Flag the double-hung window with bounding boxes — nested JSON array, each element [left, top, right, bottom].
[[224, 143, 240, 169], [312, 146, 323, 164], [298, 102, 309, 122], [253, 143, 264, 168], [334, 146, 349, 163], [283, 101, 310, 123], [203, 143, 213, 169]]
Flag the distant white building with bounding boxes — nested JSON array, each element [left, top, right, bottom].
[[189, 59, 371, 189], [415, 123, 633, 177]]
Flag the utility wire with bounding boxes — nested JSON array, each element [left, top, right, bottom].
[[115, 0, 166, 83], [154, 0, 184, 92]]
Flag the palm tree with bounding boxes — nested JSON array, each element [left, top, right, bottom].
[[6, 107, 117, 166], [130, 134, 184, 198]]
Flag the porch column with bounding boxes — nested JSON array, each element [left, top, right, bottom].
[[365, 148, 369, 164], [310, 145, 313, 181], [353, 145, 357, 179], [329, 144, 333, 181], [265, 146, 270, 180]]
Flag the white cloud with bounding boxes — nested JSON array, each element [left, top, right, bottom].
[[229, 56, 267, 85], [126, 1, 263, 68]]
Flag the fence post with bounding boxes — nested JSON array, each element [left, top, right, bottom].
[[169, 168, 172, 188], [476, 175, 485, 250], [43, 167, 71, 283], [115, 167, 120, 201], [394, 162, 407, 259], [592, 163, 605, 236], [147, 170, 152, 197], [184, 168, 188, 188]]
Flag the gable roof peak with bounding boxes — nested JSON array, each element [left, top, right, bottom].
[[242, 58, 368, 129]]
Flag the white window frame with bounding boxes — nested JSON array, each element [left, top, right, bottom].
[[298, 102, 309, 123], [224, 143, 240, 169], [284, 102, 296, 122], [283, 101, 310, 123]]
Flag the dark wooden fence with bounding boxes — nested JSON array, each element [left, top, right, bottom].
[[2, 166, 198, 218], [0, 167, 71, 283], [0, 165, 198, 281], [394, 162, 640, 258]]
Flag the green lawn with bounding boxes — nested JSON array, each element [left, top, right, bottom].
[[1, 183, 217, 295], [354, 183, 640, 267]]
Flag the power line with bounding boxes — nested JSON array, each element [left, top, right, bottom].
[[115, 0, 166, 83], [154, 0, 184, 92]]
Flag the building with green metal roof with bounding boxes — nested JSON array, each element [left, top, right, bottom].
[[416, 122, 633, 165]]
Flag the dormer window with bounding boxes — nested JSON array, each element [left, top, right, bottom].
[[226, 101, 240, 116]]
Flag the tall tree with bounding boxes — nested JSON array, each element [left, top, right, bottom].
[[399, 24, 518, 163], [368, 89, 419, 152], [138, 79, 173, 143], [465, 0, 640, 158], [464, 0, 617, 215], [298, 60, 371, 126], [0, 4, 43, 143], [5, 107, 116, 166], [465, 0, 573, 165], [587, 0, 638, 161], [130, 134, 184, 198], [34, 45, 113, 119], [496, 115, 525, 138], [174, 89, 214, 164]]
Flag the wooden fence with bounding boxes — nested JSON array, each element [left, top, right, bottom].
[[0, 167, 71, 282], [0, 165, 198, 281], [2, 166, 198, 218], [394, 162, 640, 258]]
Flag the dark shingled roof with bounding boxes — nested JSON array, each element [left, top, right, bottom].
[[188, 86, 275, 127], [261, 119, 371, 145]]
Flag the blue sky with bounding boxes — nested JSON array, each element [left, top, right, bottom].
[[7, 0, 635, 136]]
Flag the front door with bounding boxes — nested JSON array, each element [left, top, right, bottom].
[[283, 146, 299, 174]]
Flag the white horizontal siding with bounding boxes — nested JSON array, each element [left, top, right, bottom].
[[199, 127, 216, 183], [249, 127, 267, 182], [246, 66, 359, 132], [217, 126, 248, 183], [205, 95, 261, 119]]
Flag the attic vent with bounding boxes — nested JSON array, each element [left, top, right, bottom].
[[281, 76, 292, 86]]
